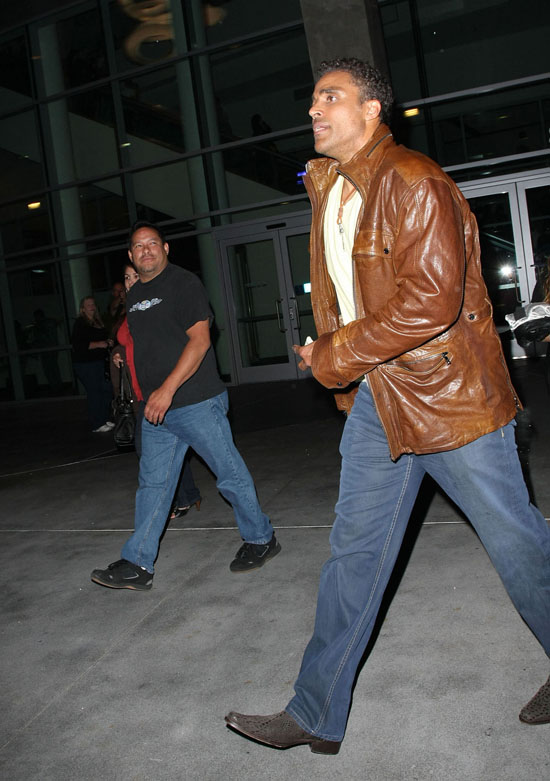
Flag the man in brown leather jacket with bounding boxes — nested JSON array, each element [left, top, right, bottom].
[[226, 58, 550, 752]]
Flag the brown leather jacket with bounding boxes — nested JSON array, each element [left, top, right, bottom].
[[305, 124, 519, 460]]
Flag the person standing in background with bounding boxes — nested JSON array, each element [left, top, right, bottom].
[[71, 296, 113, 433]]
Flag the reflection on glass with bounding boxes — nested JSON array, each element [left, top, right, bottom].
[[286, 232, 316, 343], [0, 35, 33, 109], [467, 193, 520, 325], [110, 0, 175, 72], [227, 240, 289, 367]]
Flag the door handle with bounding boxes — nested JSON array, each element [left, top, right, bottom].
[[275, 299, 286, 332], [290, 296, 301, 330]]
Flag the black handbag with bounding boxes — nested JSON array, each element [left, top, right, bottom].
[[112, 366, 135, 448], [505, 304, 550, 347]]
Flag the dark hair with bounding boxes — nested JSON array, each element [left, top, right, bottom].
[[317, 58, 394, 125], [127, 220, 166, 249]]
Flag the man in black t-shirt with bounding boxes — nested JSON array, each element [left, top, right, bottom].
[[91, 222, 280, 590]]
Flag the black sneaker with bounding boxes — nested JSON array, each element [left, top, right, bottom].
[[229, 535, 281, 573], [91, 559, 153, 590]]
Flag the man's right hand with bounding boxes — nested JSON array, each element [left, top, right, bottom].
[[293, 341, 315, 371], [144, 384, 175, 425]]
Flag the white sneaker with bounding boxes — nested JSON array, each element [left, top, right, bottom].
[[104, 421, 115, 429], [93, 423, 112, 433]]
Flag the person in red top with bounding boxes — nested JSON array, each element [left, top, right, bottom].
[[113, 262, 201, 517]]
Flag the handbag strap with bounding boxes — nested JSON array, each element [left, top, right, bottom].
[[118, 363, 133, 402]]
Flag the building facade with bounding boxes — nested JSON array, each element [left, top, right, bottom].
[[0, 0, 549, 400]]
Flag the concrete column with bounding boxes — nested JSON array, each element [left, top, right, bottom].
[[299, 0, 389, 79]]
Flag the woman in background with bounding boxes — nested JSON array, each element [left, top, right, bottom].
[[71, 296, 114, 433]]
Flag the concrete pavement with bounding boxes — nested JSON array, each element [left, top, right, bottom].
[[0, 362, 549, 780]]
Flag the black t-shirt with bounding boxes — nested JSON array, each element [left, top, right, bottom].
[[126, 263, 225, 409]]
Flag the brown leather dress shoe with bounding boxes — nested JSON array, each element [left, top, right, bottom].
[[224, 710, 341, 754], [519, 674, 550, 724]]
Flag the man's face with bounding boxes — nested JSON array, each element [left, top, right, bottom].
[[309, 70, 380, 163], [112, 282, 125, 300], [128, 227, 169, 281]]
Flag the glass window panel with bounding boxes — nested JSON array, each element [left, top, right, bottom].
[[380, 0, 421, 103], [196, 0, 302, 46], [77, 178, 129, 235], [0, 110, 44, 197], [52, 7, 109, 90], [381, 0, 550, 100], [121, 65, 185, 164], [0, 196, 53, 254], [208, 28, 312, 141], [0, 34, 33, 110], [220, 129, 311, 209], [417, 0, 550, 95], [49, 88, 119, 181], [402, 83, 550, 169], [109, 0, 176, 73], [230, 197, 311, 224], [133, 160, 197, 221], [130, 130, 311, 227], [163, 232, 202, 276]]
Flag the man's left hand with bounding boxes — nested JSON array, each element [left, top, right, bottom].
[[144, 386, 174, 425]]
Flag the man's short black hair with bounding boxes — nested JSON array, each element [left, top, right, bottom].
[[128, 220, 167, 249], [317, 58, 394, 125]]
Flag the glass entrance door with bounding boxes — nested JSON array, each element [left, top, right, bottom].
[[217, 214, 313, 384], [460, 174, 550, 358]]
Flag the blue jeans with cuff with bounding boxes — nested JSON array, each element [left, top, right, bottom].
[[286, 382, 550, 742], [121, 390, 272, 572]]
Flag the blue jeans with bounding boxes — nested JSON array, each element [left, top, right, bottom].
[[134, 401, 201, 508], [73, 361, 112, 430], [286, 382, 550, 742], [121, 391, 272, 572]]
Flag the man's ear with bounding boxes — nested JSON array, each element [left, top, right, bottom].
[[365, 99, 382, 121], [164, 243, 169, 256], [128, 249, 133, 262]]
